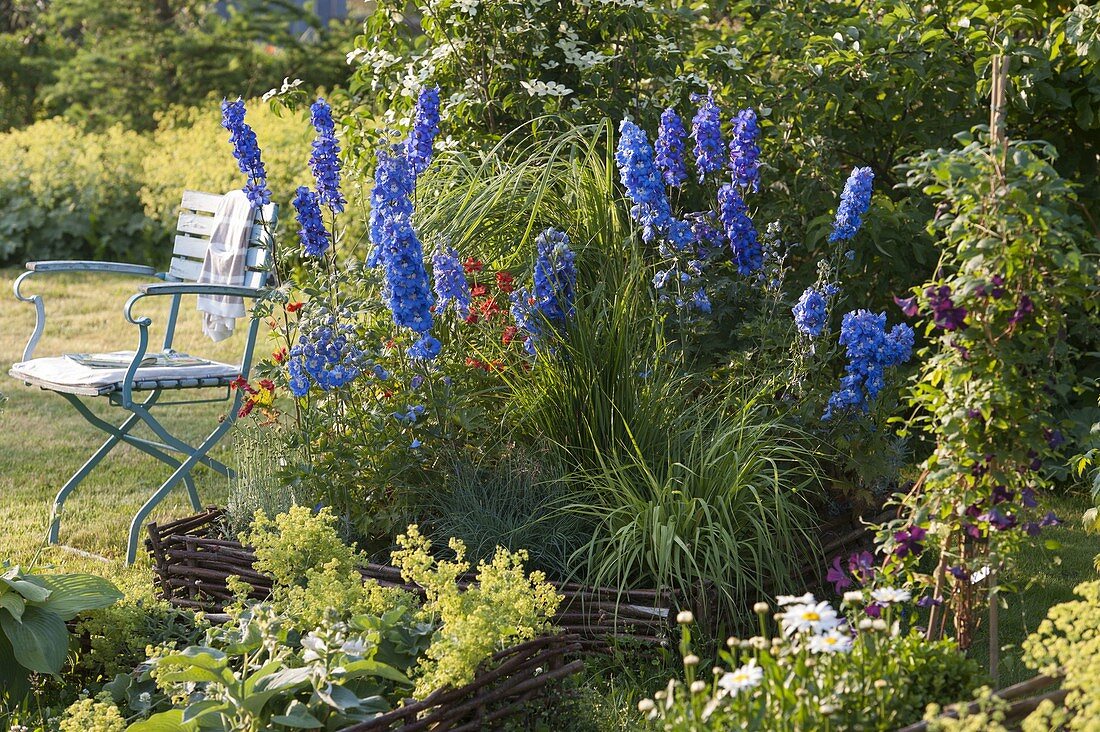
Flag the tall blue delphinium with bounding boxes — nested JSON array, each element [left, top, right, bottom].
[[405, 86, 441, 178], [829, 167, 874, 242], [371, 148, 438, 359], [368, 147, 416, 268], [512, 228, 576, 356], [308, 98, 346, 213], [292, 186, 331, 257], [615, 120, 674, 241], [717, 184, 762, 275], [532, 227, 576, 324], [691, 92, 724, 182], [431, 244, 471, 318], [792, 287, 829, 337], [823, 310, 914, 420], [221, 99, 272, 206], [655, 108, 688, 189], [728, 107, 760, 192]]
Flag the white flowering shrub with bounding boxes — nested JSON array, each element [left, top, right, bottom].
[[345, 0, 724, 140]]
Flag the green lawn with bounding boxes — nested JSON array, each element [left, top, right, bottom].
[[0, 270, 1095, 686], [0, 268, 265, 591]]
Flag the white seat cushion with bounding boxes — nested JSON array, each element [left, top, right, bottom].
[[9, 355, 243, 397]]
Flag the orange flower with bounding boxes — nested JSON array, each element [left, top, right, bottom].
[[286, 301, 305, 313]]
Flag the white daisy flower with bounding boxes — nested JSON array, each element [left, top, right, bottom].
[[776, 592, 815, 606], [808, 629, 853, 654], [717, 660, 763, 696], [870, 587, 911, 605], [780, 601, 840, 636]]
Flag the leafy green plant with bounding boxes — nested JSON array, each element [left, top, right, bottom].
[[391, 524, 562, 698], [0, 563, 123, 705], [241, 506, 413, 630], [132, 605, 412, 732], [1021, 579, 1100, 729]]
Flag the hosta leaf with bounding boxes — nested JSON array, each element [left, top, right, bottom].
[[271, 701, 324, 729], [0, 591, 26, 622], [37, 573, 122, 620], [0, 605, 68, 674]]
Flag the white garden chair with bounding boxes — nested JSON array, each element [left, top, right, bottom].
[[9, 190, 277, 564]]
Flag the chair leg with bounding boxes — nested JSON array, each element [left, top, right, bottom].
[[49, 397, 145, 545], [126, 401, 239, 565]]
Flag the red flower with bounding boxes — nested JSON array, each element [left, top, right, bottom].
[[286, 301, 304, 313], [465, 357, 491, 371], [465, 313, 480, 325], [382, 389, 394, 399], [496, 271, 514, 293], [463, 257, 484, 274], [471, 284, 489, 298], [258, 379, 275, 392], [502, 325, 518, 345], [478, 296, 501, 320], [230, 376, 249, 391], [272, 347, 288, 364], [237, 400, 255, 418]]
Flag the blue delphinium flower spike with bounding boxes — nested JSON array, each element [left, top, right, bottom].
[[718, 184, 762, 275], [729, 107, 760, 192], [823, 310, 913, 420], [221, 98, 272, 206], [691, 92, 724, 182], [655, 108, 688, 188], [830, 167, 874, 242], [292, 186, 331, 257], [405, 86, 441, 178], [308, 98, 346, 213], [793, 287, 829, 338], [615, 120, 674, 242], [370, 147, 437, 352], [431, 244, 471, 318]]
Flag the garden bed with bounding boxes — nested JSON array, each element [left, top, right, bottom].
[[146, 507, 676, 643]]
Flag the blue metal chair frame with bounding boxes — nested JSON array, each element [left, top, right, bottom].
[[11, 197, 277, 564]]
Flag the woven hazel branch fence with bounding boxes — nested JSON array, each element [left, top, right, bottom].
[[145, 507, 676, 643], [894, 674, 1067, 732]]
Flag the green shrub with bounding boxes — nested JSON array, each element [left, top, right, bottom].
[[0, 119, 154, 265]]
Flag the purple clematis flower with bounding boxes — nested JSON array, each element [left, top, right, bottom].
[[980, 508, 1017, 532], [827, 556, 853, 592], [991, 485, 1014, 505], [865, 602, 882, 618], [1009, 294, 1034, 325], [1021, 487, 1038, 509], [990, 275, 1006, 299], [926, 285, 968, 330], [893, 525, 927, 558], [894, 295, 919, 317], [848, 551, 876, 584], [1039, 511, 1062, 528], [949, 566, 970, 581]]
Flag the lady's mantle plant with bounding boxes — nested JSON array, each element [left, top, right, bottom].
[[887, 132, 1095, 647]]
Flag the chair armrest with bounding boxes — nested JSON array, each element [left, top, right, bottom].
[[27, 261, 158, 277], [137, 283, 270, 299]]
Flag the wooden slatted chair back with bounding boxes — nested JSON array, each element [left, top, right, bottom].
[[168, 190, 277, 287]]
